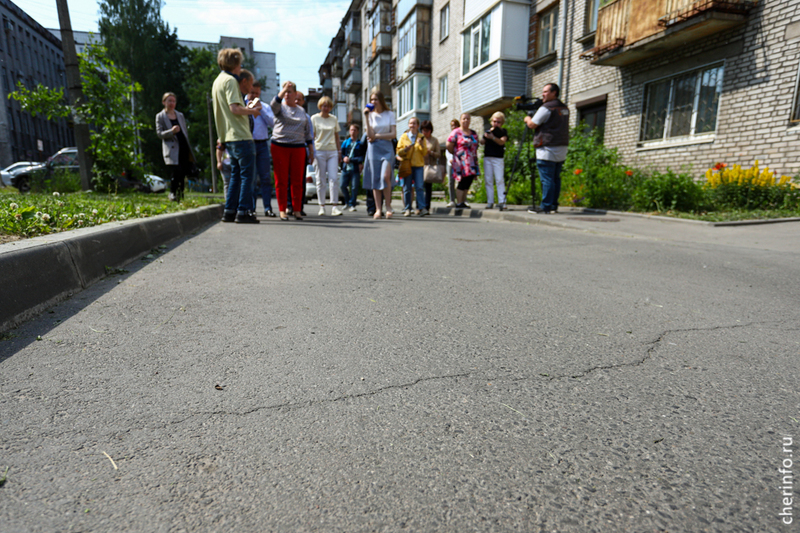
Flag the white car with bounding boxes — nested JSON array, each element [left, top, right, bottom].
[[1, 161, 36, 188], [304, 164, 345, 202], [143, 174, 167, 193]]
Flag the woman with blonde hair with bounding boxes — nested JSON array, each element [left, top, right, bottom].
[[270, 81, 314, 220], [444, 118, 460, 207], [155, 92, 195, 201], [311, 96, 342, 216], [396, 116, 427, 216], [362, 88, 397, 219], [483, 111, 509, 210]]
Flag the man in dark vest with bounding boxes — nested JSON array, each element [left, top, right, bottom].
[[524, 83, 569, 214]]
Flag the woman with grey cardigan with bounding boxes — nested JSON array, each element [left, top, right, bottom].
[[155, 92, 195, 201]]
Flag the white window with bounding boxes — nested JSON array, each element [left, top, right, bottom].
[[398, 79, 414, 117], [396, 74, 431, 118], [537, 5, 559, 58], [440, 4, 450, 41], [439, 75, 448, 108], [398, 10, 417, 59], [641, 64, 724, 142], [461, 12, 491, 76]]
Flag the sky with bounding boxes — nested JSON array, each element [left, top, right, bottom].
[[21, 0, 351, 94]]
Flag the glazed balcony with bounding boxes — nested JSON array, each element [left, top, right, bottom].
[[344, 69, 362, 93], [582, 0, 757, 66], [396, 46, 431, 83], [346, 29, 361, 49]]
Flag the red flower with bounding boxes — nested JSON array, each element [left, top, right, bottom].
[[574, 169, 583, 175], [713, 162, 727, 171], [625, 170, 633, 176]]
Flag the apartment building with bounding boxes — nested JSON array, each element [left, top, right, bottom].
[[529, 0, 800, 176], [0, 0, 74, 166], [319, 0, 800, 176]]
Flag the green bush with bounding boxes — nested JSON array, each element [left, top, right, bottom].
[[632, 169, 706, 212]]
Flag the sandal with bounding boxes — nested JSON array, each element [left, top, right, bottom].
[[385, 210, 393, 219], [279, 211, 289, 221], [373, 211, 382, 220], [293, 212, 304, 220]]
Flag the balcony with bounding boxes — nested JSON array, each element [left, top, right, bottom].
[[582, 0, 756, 66], [346, 29, 362, 49], [369, 33, 392, 63], [331, 58, 343, 78], [344, 69, 362, 93], [396, 46, 431, 82], [347, 108, 362, 125]]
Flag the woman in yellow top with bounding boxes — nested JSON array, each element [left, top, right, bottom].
[[311, 96, 342, 216], [397, 117, 428, 216]]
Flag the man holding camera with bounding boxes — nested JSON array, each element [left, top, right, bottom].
[[524, 83, 569, 214]]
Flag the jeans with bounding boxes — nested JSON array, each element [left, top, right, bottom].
[[341, 167, 360, 207], [225, 140, 256, 215], [402, 166, 425, 211], [537, 159, 563, 211], [253, 140, 273, 212]]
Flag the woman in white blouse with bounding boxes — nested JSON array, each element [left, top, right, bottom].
[[362, 88, 397, 219], [311, 96, 342, 216]]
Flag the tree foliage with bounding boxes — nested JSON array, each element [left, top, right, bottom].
[[9, 42, 144, 192]]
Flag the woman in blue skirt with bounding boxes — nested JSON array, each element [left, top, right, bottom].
[[362, 88, 397, 219]]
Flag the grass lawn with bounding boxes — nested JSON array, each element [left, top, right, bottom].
[[0, 189, 221, 244], [638, 208, 800, 222]]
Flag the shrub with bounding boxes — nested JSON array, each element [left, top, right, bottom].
[[632, 169, 706, 212]]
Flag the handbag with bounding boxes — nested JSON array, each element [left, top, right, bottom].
[[398, 155, 412, 179], [424, 163, 444, 184]]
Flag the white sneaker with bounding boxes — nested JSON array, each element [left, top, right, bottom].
[[331, 207, 343, 216], [348, 206, 356, 212], [403, 209, 412, 217], [446, 201, 455, 208], [318, 207, 326, 216]]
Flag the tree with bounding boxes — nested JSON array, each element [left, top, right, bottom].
[[180, 45, 218, 184], [99, 0, 186, 176], [10, 42, 144, 191]]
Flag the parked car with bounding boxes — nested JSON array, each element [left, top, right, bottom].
[[10, 148, 79, 193], [143, 174, 167, 193], [304, 164, 345, 202], [1, 161, 37, 188]]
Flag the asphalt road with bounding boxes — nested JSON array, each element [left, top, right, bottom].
[[2, 211, 799, 532]]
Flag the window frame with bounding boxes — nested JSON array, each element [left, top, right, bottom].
[[639, 62, 725, 145], [461, 12, 492, 77], [439, 75, 448, 108], [440, 3, 450, 42], [791, 60, 800, 124], [585, 0, 599, 35], [537, 4, 559, 59]]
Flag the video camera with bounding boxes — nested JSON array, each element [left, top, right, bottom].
[[514, 95, 544, 115]]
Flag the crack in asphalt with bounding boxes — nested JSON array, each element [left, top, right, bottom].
[[168, 321, 777, 424], [170, 371, 475, 423], [551, 321, 764, 381]]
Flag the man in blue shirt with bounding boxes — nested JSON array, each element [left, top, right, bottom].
[[246, 81, 276, 217], [340, 123, 363, 211]]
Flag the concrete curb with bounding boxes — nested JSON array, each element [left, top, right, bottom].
[[431, 205, 800, 228], [0, 204, 223, 334]]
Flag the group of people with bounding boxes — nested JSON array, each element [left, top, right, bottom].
[[155, 47, 570, 222]]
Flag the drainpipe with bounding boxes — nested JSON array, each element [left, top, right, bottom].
[[557, 0, 569, 93]]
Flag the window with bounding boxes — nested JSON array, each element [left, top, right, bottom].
[[461, 12, 491, 76], [792, 63, 800, 123], [396, 74, 431, 118], [440, 4, 450, 41], [398, 79, 414, 117], [586, 0, 600, 34], [537, 5, 559, 58], [439, 75, 448, 108], [641, 64, 724, 142], [398, 10, 417, 59]]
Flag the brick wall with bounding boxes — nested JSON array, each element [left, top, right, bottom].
[[528, 0, 800, 178]]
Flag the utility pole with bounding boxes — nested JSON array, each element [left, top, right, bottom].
[[56, 0, 93, 191], [207, 92, 217, 194]]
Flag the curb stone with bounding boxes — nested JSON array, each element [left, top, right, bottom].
[[0, 204, 223, 334]]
